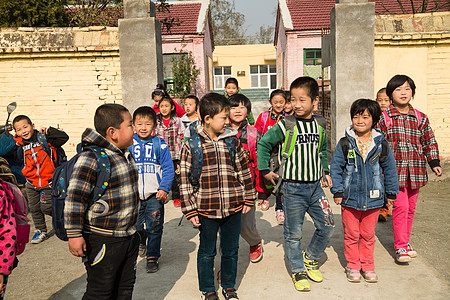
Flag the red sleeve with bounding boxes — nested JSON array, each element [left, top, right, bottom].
[[175, 102, 186, 118], [255, 113, 263, 135], [152, 104, 160, 114]]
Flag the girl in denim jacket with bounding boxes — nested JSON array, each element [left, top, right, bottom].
[[330, 99, 398, 283]]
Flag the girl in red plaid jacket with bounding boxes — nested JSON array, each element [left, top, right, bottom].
[[156, 97, 184, 208], [377, 75, 442, 263]]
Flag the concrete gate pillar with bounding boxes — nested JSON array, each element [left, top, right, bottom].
[[322, 0, 375, 149], [119, 0, 164, 113]]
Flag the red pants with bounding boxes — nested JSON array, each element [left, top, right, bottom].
[[392, 185, 419, 250], [342, 206, 380, 271]]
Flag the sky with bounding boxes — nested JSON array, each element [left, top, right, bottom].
[[234, 0, 278, 36]]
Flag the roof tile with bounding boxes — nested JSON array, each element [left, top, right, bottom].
[[156, 2, 202, 34]]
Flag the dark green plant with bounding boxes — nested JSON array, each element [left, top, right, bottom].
[[0, 0, 68, 27], [170, 50, 200, 98]]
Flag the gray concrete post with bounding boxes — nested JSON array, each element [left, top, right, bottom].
[[119, 0, 164, 113], [327, 0, 375, 149]]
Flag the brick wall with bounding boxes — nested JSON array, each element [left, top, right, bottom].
[[0, 27, 122, 157], [374, 12, 450, 159]]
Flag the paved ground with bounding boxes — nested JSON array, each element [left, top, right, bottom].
[[7, 171, 450, 299]]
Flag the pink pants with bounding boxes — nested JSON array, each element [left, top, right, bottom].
[[342, 206, 380, 271], [392, 184, 420, 250]]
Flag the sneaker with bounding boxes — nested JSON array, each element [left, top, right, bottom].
[[201, 291, 219, 300], [249, 242, 263, 263], [139, 243, 146, 257], [146, 257, 159, 273], [303, 252, 323, 282], [361, 270, 378, 283], [407, 243, 417, 258], [276, 209, 285, 225], [378, 208, 388, 222], [291, 271, 310, 291], [345, 267, 361, 283], [260, 199, 269, 211], [173, 199, 181, 207], [396, 248, 412, 263], [222, 288, 239, 300], [31, 230, 47, 244]]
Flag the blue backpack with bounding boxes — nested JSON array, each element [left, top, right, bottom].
[[188, 133, 237, 193], [52, 145, 111, 241], [37, 132, 67, 167]]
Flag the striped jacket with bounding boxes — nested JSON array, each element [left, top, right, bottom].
[[257, 116, 329, 182], [64, 128, 139, 238], [156, 114, 184, 160], [376, 105, 440, 189], [179, 127, 256, 220]]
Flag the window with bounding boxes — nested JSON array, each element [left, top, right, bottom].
[[250, 64, 276, 89], [214, 66, 232, 89], [304, 49, 321, 65]]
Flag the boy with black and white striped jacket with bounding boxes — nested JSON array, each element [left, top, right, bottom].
[[257, 76, 334, 293]]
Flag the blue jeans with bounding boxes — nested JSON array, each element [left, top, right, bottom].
[[136, 194, 164, 258], [281, 181, 334, 273], [197, 213, 241, 292]]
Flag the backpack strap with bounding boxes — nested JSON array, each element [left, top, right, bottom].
[[83, 146, 111, 204], [152, 136, 161, 163], [382, 110, 392, 131], [413, 108, 422, 128], [224, 136, 237, 170], [318, 124, 324, 153], [273, 115, 297, 194], [246, 125, 257, 153], [260, 111, 269, 133], [37, 132, 52, 161], [188, 134, 203, 193], [380, 140, 389, 163], [339, 136, 351, 166]]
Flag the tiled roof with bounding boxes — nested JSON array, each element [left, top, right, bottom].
[[284, 0, 450, 31], [156, 2, 202, 35]]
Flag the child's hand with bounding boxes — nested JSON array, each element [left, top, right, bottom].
[[334, 197, 342, 205], [0, 274, 3, 289], [156, 190, 168, 203], [189, 216, 201, 227], [68, 236, 86, 257], [263, 172, 279, 186], [433, 166, 443, 176], [387, 198, 395, 207], [242, 205, 251, 214], [321, 175, 332, 188]]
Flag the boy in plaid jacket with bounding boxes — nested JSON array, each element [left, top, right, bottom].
[[179, 93, 256, 300]]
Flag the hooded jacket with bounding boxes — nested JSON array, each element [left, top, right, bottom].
[[64, 128, 138, 238], [330, 127, 399, 211], [129, 134, 174, 200]]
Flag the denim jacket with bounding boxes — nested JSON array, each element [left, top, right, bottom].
[[330, 127, 399, 211]]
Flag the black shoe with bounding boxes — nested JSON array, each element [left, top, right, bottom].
[[201, 291, 219, 300], [222, 288, 239, 300], [138, 243, 146, 257], [146, 257, 159, 273]]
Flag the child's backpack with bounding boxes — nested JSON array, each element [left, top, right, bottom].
[[188, 120, 200, 137], [52, 145, 110, 241], [188, 133, 237, 193], [266, 115, 326, 194], [0, 179, 30, 256], [37, 132, 67, 167], [382, 108, 422, 130], [339, 136, 390, 165], [0, 157, 18, 186]]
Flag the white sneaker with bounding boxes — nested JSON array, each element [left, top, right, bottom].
[[407, 243, 417, 258], [31, 230, 47, 244]]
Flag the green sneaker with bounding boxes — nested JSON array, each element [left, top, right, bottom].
[[292, 271, 310, 292], [303, 252, 323, 282]]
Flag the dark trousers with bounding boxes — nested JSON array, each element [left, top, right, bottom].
[[136, 194, 164, 258], [26, 183, 52, 232], [197, 212, 241, 292], [171, 159, 181, 200], [82, 233, 139, 300]]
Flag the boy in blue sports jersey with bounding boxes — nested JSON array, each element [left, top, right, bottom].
[[129, 106, 174, 273]]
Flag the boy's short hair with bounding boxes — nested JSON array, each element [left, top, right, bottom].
[[229, 94, 252, 113], [350, 99, 381, 128], [133, 106, 157, 124], [225, 77, 239, 88], [290, 76, 319, 101], [185, 95, 200, 111], [12, 115, 33, 128], [386, 75, 416, 100], [376, 87, 387, 97], [94, 104, 129, 137], [199, 93, 230, 124], [269, 89, 287, 103]]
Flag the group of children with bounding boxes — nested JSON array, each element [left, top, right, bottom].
[[1, 73, 442, 299]]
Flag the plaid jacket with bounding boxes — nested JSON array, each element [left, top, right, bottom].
[[64, 128, 139, 238], [377, 105, 440, 189], [156, 115, 184, 160], [179, 127, 256, 220]]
